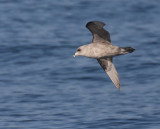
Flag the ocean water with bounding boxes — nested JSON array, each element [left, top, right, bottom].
[[0, 0, 160, 129]]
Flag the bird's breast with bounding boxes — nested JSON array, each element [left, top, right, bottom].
[[89, 44, 108, 58]]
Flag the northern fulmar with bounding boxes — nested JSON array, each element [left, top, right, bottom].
[[73, 21, 135, 90]]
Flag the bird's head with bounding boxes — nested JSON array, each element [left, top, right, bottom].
[[73, 47, 83, 58], [73, 45, 88, 58]]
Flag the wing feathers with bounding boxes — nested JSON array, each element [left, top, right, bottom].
[[86, 21, 111, 43], [97, 58, 120, 90]]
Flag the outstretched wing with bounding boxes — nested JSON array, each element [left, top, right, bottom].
[[86, 21, 111, 43], [97, 57, 120, 90]]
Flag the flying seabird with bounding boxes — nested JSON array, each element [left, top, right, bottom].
[[73, 21, 135, 90]]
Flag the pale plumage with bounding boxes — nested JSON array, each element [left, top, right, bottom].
[[73, 21, 135, 90]]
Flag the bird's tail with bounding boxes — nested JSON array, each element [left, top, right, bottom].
[[123, 47, 135, 53], [120, 47, 135, 54]]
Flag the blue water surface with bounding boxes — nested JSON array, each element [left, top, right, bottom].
[[0, 0, 160, 129]]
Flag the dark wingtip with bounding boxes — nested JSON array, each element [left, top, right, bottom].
[[86, 21, 92, 28], [86, 21, 105, 28]]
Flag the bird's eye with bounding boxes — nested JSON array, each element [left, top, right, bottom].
[[77, 48, 81, 52]]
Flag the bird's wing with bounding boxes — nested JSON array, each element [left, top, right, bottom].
[[97, 57, 120, 90], [86, 21, 111, 44]]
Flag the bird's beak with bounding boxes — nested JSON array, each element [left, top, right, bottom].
[[73, 52, 78, 58]]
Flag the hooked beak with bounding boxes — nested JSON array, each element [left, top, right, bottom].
[[73, 52, 78, 58]]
